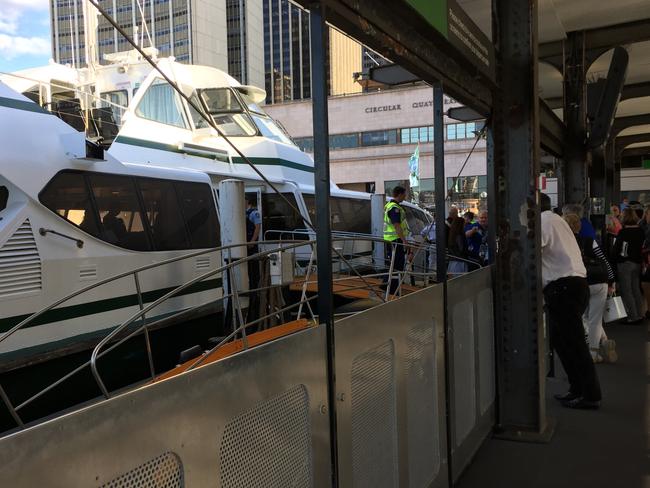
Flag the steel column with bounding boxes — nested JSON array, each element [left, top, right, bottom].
[[563, 31, 589, 205], [605, 141, 616, 207], [492, 0, 549, 437], [589, 146, 607, 238], [433, 83, 447, 282], [309, 2, 338, 484]]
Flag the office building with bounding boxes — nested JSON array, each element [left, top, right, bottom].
[[265, 84, 488, 211], [263, 0, 363, 104], [50, 0, 264, 88]]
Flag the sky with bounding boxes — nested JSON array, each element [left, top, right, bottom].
[[0, 0, 52, 73]]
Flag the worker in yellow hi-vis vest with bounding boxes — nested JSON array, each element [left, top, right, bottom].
[[383, 186, 411, 294]]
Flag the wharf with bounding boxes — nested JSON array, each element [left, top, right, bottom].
[[457, 321, 650, 488]]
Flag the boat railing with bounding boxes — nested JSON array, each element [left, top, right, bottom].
[[0, 235, 460, 430]]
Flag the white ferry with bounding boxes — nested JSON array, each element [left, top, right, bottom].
[[0, 51, 432, 378]]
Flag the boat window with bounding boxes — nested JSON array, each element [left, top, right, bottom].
[[135, 79, 187, 128], [303, 194, 371, 234], [331, 197, 371, 234], [40, 171, 220, 251], [175, 182, 220, 248], [250, 114, 294, 145], [403, 206, 428, 236], [261, 192, 306, 238], [198, 88, 257, 136], [138, 178, 190, 250], [100, 89, 128, 126], [88, 174, 151, 251], [39, 172, 101, 238], [237, 90, 266, 115], [187, 93, 210, 129], [0, 186, 8, 213]]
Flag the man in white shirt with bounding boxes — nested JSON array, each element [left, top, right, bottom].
[[540, 192, 601, 409]]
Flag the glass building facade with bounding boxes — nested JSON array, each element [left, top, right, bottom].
[[263, 0, 312, 104]]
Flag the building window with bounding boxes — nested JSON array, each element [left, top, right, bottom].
[[401, 125, 434, 144], [446, 122, 480, 140], [361, 129, 397, 147], [330, 133, 359, 150], [446, 175, 487, 200]]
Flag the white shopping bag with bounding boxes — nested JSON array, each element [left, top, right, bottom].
[[604, 295, 627, 323]]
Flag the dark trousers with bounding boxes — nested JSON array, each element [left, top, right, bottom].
[[544, 276, 602, 401], [385, 240, 406, 295]]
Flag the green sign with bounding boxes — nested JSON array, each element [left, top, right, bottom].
[[405, 0, 448, 37], [404, 0, 495, 80], [643, 159, 650, 169]]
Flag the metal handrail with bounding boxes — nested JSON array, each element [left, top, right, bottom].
[[89, 240, 320, 397], [0, 239, 311, 347], [0, 235, 443, 428]]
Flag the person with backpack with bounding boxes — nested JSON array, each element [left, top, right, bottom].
[[563, 213, 618, 363], [613, 208, 645, 323]]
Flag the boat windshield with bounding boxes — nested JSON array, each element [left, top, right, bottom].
[[237, 91, 295, 145], [198, 88, 257, 136]]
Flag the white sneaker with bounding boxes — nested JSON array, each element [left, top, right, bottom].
[[599, 339, 618, 363]]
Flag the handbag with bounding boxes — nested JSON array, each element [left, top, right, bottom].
[[604, 294, 627, 323]]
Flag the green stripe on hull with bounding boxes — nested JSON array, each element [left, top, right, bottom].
[[0, 278, 222, 333], [231, 156, 314, 173], [0, 96, 50, 115], [114, 135, 314, 173], [114, 135, 230, 162]]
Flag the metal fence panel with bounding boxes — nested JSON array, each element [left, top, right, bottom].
[[0, 325, 331, 487], [334, 284, 448, 488], [447, 266, 496, 483]]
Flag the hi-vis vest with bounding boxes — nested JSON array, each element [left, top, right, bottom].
[[383, 201, 409, 241]]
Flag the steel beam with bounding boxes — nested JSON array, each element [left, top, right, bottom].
[[616, 133, 650, 154], [621, 81, 650, 101], [539, 19, 650, 60], [293, 0, 494, 114], [545, 81, 650, 110], [622, 146, 650, 158], [611, 114, 650, 138], [540, 100, 565, 157], [605, 141, 616, 208], [563, 31, 589, 205], [308, 3, 338, 484], [433, 84, 447, 282], [492, 0, 549, 437]]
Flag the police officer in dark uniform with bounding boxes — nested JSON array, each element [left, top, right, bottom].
[[246, 195, 262, 290]]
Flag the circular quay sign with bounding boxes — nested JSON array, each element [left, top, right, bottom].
[[404, 0, 496, 81]]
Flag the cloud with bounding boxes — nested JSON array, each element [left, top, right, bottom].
[[0, 33, 50, 60], [0, 0, 50, 35]]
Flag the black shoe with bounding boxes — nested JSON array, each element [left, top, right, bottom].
[[561, 397, 600, 410], [553, 391, 580, 402]]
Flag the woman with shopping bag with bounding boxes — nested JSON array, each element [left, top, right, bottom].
[[564, 214, 618, 363], [613, 208, 645, 323]]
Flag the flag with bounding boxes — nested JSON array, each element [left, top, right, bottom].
[[408, 144, 420, 189]]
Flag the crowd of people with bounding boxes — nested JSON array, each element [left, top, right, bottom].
[[541, 193, 650, 410]]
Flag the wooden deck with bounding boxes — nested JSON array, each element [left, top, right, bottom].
[[289, 274, 420, 300], [153, 318, 313, 382]]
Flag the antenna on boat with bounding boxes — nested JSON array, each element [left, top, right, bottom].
[[135, 0, 154, 50], [85, 0, 383, 300]]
